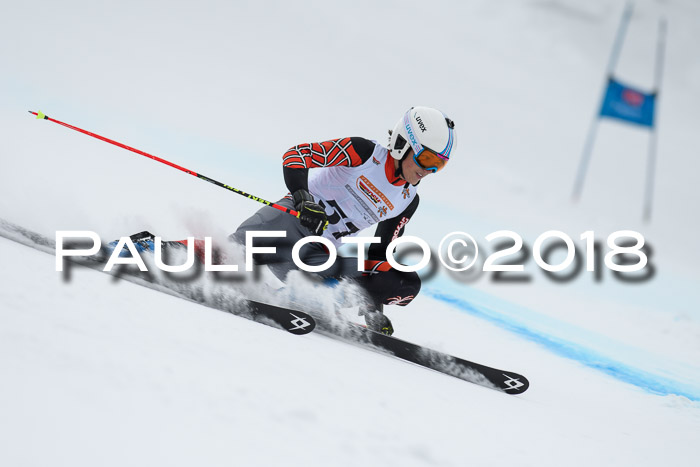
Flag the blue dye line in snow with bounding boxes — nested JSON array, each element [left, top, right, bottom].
[[425, 289, 700, 402]]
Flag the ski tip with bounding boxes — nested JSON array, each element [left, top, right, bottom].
[[500, 372, 529, 395]]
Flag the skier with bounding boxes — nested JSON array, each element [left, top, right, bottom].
[[232, 106, 456, 335]]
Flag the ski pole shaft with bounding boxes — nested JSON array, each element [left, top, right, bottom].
[[28, 111, 299, 218]]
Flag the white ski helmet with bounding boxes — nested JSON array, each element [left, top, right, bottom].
[[388, 106, 455, 172]]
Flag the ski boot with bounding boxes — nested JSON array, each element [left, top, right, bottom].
[[106, 231, 157, 256], [359, 304, 394, 336], [107, 231, 204, 259]]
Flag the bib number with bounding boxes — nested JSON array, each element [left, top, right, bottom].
[[319, 199, 360, 239]]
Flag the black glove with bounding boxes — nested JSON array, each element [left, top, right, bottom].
[[292, 189, 328, 236], [361, 309, 394, 336]]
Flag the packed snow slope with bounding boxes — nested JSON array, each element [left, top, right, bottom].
[[2, 234, 699, 466], [1, 0, 699, 466]]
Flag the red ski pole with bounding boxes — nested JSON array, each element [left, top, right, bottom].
[[29, 110, 300, 218]]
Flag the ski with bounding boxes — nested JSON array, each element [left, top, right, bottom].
[[334, 322, 528, 394], [290, 306, 529, 394], [0, 218, 316, 335]]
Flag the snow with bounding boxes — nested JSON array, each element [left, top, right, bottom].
[[1, 0, 700, 465], [3, 237, 700, 467]]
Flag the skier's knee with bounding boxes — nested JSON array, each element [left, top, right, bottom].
[[386, 270, 421, 306]]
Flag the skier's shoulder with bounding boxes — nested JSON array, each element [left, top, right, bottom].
[[284, 137, 382, 169], [322, 136, 387, 169], [349, 136, 380, 164]]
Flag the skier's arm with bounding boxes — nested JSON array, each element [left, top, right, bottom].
[[367, 194, 420, 264], [282, 137, 376, 194]]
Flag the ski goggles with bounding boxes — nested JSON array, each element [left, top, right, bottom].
[[413, 148, 449, 173]]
